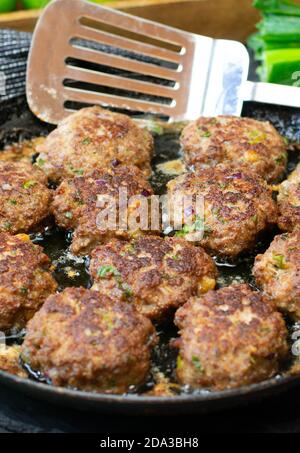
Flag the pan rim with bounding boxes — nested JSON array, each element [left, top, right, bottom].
[[0, 368, 299, 406]]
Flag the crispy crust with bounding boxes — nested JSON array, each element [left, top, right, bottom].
[[0, 346, 26, 378], [167, 164, 278, 257], [181, 116, 287, 183], [37, 106, 154, 182], [90, 236, 217, 321], [278, 164, 300, 232], [0, 161, 52, 234], [51, 165, 156, 255], [254, 229, 300, 319], [0, 233, 57, 331], [174, 284, 288, 390], [21, 287, 157, 393]]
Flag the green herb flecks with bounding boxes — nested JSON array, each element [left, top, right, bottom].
[[81, 137, 91, 145], [22, 180, 36, 190], [272, 253, 287, 269], [98, 265, 133, 299], [192, 355, 204, 373]]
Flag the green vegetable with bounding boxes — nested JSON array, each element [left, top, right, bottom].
[[254, 0, 300, 16], [22, 0, 50, 9], [249, 2, 300, 86], [65, 212, 73, 219], [273, 253, 287, 269], [22, 180, 36, 190], [177, 355, 184, 370], [81, 137, 91, 145], [9, 199, 17, 205], [3, 221, 12, 231], [0, 0, 17, 12], [262, 48, 300, 84], [97, 265, 132, 298], [258, 14, 300, 42], [98, 265, 119, 278], [145, 120, 164, 136], [192, 355, 204, 373]]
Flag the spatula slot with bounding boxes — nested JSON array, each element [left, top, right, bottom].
[[79, 17, 184, 55], [65, 57, 177, 88], [69, 37, 180, 71], [63, 79, 175, 106]]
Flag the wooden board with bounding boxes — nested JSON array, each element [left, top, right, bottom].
[[0, 0, 260, 41]]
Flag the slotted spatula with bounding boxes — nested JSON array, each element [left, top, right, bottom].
[[26, 0, 300, 124]]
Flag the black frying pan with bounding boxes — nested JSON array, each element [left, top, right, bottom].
[[0, 95, 300, 415]]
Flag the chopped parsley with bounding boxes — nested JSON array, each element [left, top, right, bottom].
[[275, 153, 287, 165], [81, 137, 91, 145], [3, 221, 12, 231], [36, 158, 45, 167], [97, 265, 133, 299], [272, 253, 287, 269], [22, 180, 36, 190], [192, 355, 204, 372]]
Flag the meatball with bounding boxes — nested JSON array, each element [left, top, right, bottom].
[[51, 164, 156, 255], [0, 233, 57, 332], [90, 236, 217, 321], [167, 165, 278, 258], [181, 116, 287, 183], [36, 106, 154, 182], [277, 164, 300, 232], [21, 287, 157, 394], [253, 229, 300, 319], [174, 284, 288, 390], [0, 346, 26, 378], [0, 161, 52, 234]]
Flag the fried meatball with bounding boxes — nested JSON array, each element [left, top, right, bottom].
[[181, 116, 287, 182], [36, 106, 154, 182], [277, 164, 300, 231], [0, 233, 57, 332], [0, 161, 52, 234], [174, 284, 288, 390], [0, 345, 26, 378], [21, 287, 157, 393], [90, 236, 217, 321], [167, 165, 278, 258], [51, 164, 156, 255], [253, 229, 300, 319]]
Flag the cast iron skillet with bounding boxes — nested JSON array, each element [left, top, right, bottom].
[[0, 96, 299, 415]]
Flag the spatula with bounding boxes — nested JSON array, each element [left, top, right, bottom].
[[26, 0, 300, 124]]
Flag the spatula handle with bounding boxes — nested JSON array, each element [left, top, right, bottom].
[[243, 81, 300, 109]]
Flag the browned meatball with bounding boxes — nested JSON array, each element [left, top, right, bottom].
[[0, 346, 26, 378], [51, 164, 156, 255], [0, 161, 52, 234], [277, 164, 300, 232], [90, 236, 217, 321], [253, 229, 300, 319], [167, 165, 278, 258], [36, 106, 154, 182], [181, 116, 287, 183], [21, 287, 157, 394], [174, 284, 288, 390], [0, 233, 57, 332]]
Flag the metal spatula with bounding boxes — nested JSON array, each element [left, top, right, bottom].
[[26, 0, 300, 124]]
